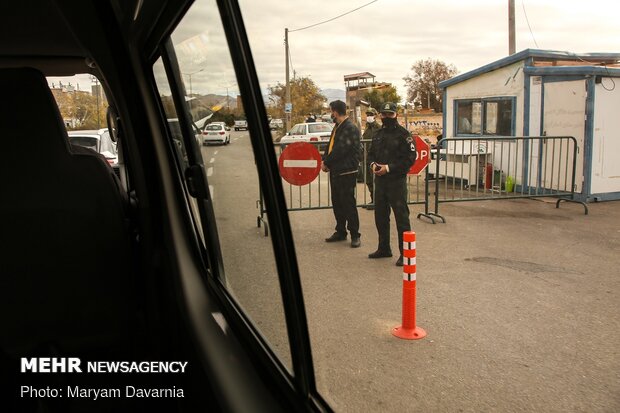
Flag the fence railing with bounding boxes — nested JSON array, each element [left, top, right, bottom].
[[256, 139, 430, 235], [256, 135, 587, 235], [274, 140, 427, 209], [428, 136, 588, 221]]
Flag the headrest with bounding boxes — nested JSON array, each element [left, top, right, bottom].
[[0, 68, 71, 161]]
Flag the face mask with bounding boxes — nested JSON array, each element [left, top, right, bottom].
[[366, 116, 375, 123], [383, 117, 397, 127]]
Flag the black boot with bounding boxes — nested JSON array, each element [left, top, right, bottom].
[[325, 232, 347, 242], [368, 250, 392, 259]]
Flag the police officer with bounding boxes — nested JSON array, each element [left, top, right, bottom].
[[361, 107, 381, 209], [367, 102, 416, 266]]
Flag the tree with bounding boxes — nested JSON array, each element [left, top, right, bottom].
[[403, 59, 458, 113], [53, 90, 108, 130], [209, 108, 236, 127], [268, 76, 326, 125], [363, 85, 401, 110]]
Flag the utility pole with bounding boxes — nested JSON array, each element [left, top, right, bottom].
[[508, 0, 516, 55], [183, 68, 205, 97], [219, 83, 235, 111], [285, 28, 291, 131], [91, 75, 100, 129]]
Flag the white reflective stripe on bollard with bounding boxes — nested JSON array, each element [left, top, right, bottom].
[[403, 272, 417, 282]]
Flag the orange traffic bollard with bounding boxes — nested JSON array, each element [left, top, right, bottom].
[[392, 231, 427, 340]]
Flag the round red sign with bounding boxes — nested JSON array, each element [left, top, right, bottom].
[[278, 142, 322, 186], [408, 135, 431, 175]]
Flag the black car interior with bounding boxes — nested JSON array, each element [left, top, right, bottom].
[[0, 0, 329, 412]]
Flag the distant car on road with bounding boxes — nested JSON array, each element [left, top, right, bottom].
[[234, 119, 248, 131], [67, 128, 118, 166], [279, 122, 333, 150], [203, 123, 231, 145]]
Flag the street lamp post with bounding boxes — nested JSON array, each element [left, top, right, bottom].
[[183, 68, 205, 96], [284, 28, 291, 131]]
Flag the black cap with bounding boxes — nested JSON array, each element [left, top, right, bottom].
[[379, 102, 397, 114]]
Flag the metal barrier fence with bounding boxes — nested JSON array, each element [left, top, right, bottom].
[[256, 139, 430, 235], [256, 135, 587, 235], [427, 136, 588, 223]]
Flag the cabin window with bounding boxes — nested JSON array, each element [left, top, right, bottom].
[[455, 97, 515, 137]]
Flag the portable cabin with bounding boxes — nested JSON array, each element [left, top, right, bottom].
[[439, 49, 620, 202]]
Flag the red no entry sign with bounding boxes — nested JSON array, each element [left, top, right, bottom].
[[278, 142, 322, 186], [408, 135, 431, 175]]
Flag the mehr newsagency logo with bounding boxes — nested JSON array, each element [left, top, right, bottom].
[[19, 357, 187, 400]]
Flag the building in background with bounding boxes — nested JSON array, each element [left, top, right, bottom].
[[440, 49, 620, 202], [344, 72, 393, 127]]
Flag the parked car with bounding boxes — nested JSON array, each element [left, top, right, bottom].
[[67, 128, 117, 166], [202, 123, 231, 145], [234, 119, 248, 131], [279, 122, 334, 150], [269, 118, 283, 130]]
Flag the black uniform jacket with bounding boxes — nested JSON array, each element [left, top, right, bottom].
[[323, 117, 361, 175], [367, 122, 416, 179]]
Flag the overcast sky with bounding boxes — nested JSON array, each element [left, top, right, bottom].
[[239, 0, 620, 98], [49, 0, 620, 103]]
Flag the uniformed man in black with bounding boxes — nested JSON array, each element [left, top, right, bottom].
[[367, 102, 416, 266], [322, 100, 362, 248], [361, 107, 381, 209]]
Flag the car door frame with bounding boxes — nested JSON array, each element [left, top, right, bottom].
[[145, 0, 330, 410]]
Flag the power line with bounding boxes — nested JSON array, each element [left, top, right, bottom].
[[288, 44, 295, 79], [289, 0, 378, 33], [521, 0, 539, 48], [571, 54, 616, 91]]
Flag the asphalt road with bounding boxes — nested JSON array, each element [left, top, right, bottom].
[[204, 131, 620, 413], [200, 131, 292, 371]]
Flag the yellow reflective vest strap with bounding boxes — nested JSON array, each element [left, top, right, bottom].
[[327, 118, 346, 154]]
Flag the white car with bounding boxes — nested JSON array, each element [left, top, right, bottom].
[[67, 129, 118, 166], [269, 118, 283, 130], [202, 123, 231, 145], [279, 122, 333, 150], [234, 119, 248, 131]]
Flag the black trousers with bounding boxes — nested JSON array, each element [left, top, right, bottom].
[[366, 163, 374, 202], [374, 176, 411, 254], [330, 172, 360, 238]]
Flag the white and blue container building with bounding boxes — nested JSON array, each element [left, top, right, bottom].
[[439, 49, 620, 202]]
